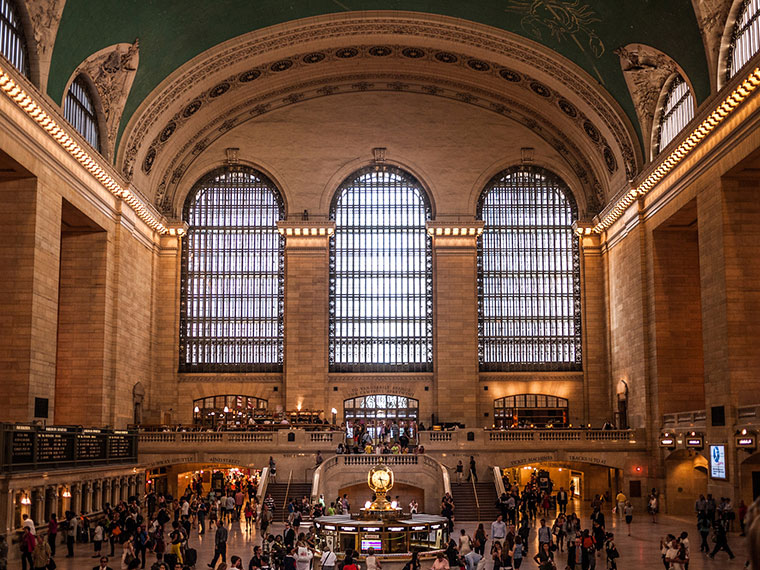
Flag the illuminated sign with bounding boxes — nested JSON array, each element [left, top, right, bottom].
[[738, 437, 755, 447], [361, 539, 382, 552], [686, 437, 703, 448], [710, 445, 727, 480], [659, 436, 675, 447]]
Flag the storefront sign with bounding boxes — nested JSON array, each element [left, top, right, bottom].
[[685, 436, 703, 448], [659, 437, 675, 447]]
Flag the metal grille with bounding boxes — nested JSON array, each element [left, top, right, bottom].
[[180, 166, 284, 372], [728, 0, 760, 81], [329, 166, 433, 372], [64, 76, 100, 151], [0, 0, 28, 76], [655, 75, 694, 154], [477, 166, 581, 371]]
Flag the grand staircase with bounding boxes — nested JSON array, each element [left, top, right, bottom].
[[450, 481, 500, 522], [266, 482, 313, 521]]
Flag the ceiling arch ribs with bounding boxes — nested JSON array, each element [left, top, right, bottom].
[[117, 14, 642, 213]]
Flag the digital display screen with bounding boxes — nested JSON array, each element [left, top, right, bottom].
[[361, 539, 382, 552], [710, 445, 727, 479]]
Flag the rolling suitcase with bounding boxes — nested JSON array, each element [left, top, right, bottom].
[[185, 547, 198, 567]]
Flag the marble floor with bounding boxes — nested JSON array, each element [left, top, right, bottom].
[[47, 506, 749, 570]]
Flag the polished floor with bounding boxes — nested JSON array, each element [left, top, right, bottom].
[[48, 506, 749, 570]]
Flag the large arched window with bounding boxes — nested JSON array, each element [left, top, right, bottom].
[[477, 166, 581, 371], [64, 75, 100, 151], [0, 0, 29, 76], [180, 166, 284, 372], [329, 166, 433, 372], [727, 0, 760, 81], [654, 74, 694, 154]]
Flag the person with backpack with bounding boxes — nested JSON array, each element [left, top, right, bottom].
[[603, 533, 619, 570]]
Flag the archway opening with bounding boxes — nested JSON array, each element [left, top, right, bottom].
[[664, 449, 707, 515], [344, 394, 419, 446]]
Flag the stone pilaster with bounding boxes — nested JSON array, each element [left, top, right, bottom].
[[278, 221, 335, 412], [428, 221, 483, 428]]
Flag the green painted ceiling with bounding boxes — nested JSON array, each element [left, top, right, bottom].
[[48, 0, 709, 148]]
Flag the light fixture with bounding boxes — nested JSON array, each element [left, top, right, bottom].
[[223, 406, 229, 413], [20, 493, 31, 505], [391, 501, 398, 509], [0, 64, 169, 234], [365, 501, 372, 509], [297, 403, 302, 412], [194, 406, 200, 413]]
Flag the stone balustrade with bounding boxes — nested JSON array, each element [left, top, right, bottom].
[[419, 428, 644, 451]]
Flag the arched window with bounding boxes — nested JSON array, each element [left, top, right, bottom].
[[64, 75, 100, 151], [343, 394, 419, 440], [193, 395, 268, 429], [727, 0, 760, 81], [477, 166, 581, 371], [654, 74, 694, 154], [180, 166, 284, 372], [0, 0, 29, 76], [329, 166, 433, 372], [494, 394, 569, 428]]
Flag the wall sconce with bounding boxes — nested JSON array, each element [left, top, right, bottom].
[[62, 487, 71, 499], [20, 493, 31, 505]]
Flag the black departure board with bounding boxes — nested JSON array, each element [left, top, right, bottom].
[[37, 431, 75, 463], [77, 434, 107, 460], [1, 425, 137, 473], [10, 429, 34, 464], [108, 433, 133, 459]]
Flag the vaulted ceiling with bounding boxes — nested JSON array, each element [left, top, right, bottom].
[[47, 0, 710, 145]]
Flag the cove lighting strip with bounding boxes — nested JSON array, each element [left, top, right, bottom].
[[594, 66, 760, 234], [0, 64, 168, 234]]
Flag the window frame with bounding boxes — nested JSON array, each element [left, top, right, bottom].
[[653, 74, 694, 155], [328, 165, 433, 373], [477, 165, 582, 372], [727, 0, 760, 82], [179, 165, 285, 373], [64, 75, 101, 151], [0, 0, 29, 77]]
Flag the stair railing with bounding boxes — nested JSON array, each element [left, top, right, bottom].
[[470, 475, 481, 524], [283, 469, 293, 514]]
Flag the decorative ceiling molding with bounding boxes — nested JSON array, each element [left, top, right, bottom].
[[25, 0, 66, 91], [691, 0, 733, 89], [152, 71, 606, 219], [117, 14, 640, 186], [71, 41, 139, 161], [616, 44, 679, 160]]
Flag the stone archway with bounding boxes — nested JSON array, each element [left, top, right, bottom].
[[664, 449, 707, 515]]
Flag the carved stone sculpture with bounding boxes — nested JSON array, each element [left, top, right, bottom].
[[73, 41, 139, 160]]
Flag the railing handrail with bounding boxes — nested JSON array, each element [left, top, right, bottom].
[[470, 474, 480, 524], [283, 470, 293, 512]]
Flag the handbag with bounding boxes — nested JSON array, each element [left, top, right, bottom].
[[47, 559, 57, 570]]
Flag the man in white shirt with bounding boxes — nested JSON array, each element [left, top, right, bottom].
[[491, 515, 507, 543], [22, 514, 35, 535]]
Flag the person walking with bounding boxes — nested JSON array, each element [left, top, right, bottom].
[[490, 515, 506, 544], [209, 519, 229, 568], [474, 523, 487, 556], [47, 514, 58, 557], [624, 502, 633, 536], [467, 456, 478, 483], [455, 461, 464, 485], [556, 487, 568, 515], [31, 535, 51, 570], [708, 519, 735, 560], [0, 534, 8, 570], [19, 526, 36, 570]]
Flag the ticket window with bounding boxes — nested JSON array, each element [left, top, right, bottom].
[[340, 533, 357, 554]]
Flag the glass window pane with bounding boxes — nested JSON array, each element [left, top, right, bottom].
[[478, 167, 581, 371], [0, 0, 28, 76], [729, 0, 760, 80], [655, 75, 694, 153], [329, 166, 433, 372], [180, 167, 284, 372], [64, 76, 100, 151]]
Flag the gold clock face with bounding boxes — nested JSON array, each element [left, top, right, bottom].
[[368, 465, 393, 492]]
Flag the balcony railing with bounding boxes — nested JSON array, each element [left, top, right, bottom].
[[138, 428, 341, 451], [661, 409, 707, 428], [420, 428, 643, 450]]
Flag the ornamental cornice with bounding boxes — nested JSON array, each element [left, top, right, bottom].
[[117, 14, 639, 191], [153, 72, 606, 219]]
